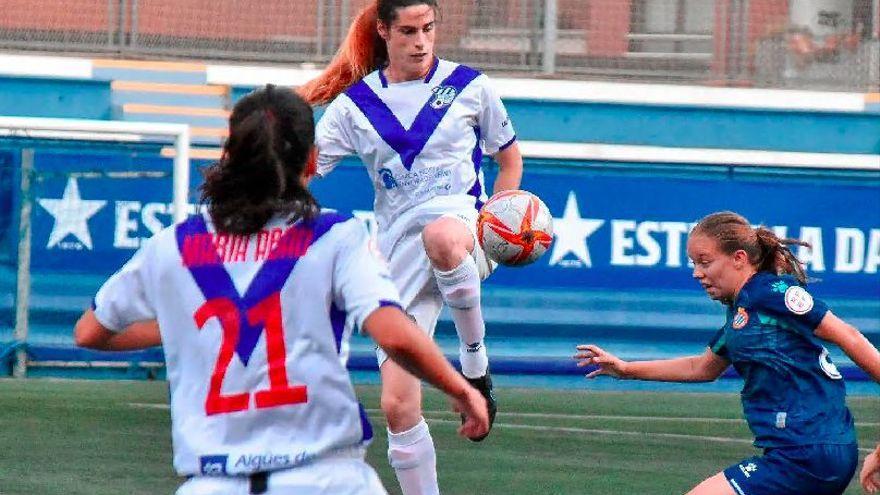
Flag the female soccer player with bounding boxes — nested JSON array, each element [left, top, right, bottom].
[[298, 1, 523, 493], [73, 86, 488, 495], [575, 211, 880, 495]]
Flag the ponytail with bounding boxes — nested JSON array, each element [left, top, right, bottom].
[[298, 2, 385, 106], [693, 211, 812, 285], [754, 227, 810, 284], [201, 85, 319, 235]]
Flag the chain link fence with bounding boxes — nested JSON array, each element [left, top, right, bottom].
[[0, 0, 877, 91]]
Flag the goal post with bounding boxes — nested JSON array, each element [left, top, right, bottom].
[[0, 116, 191, 378], [0, 117, 191, 223]]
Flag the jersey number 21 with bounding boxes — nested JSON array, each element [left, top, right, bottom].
[[194, 292, 307, 415]]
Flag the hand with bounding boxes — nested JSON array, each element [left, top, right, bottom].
[[574, 344, 629, 379], [451, 386, 489, 440], [863, 445, 880, 493]]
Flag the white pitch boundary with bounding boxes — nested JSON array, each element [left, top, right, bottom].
[[420, 417, 877, 454]]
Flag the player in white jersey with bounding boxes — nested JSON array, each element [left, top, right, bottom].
[[298, 1, 523, 493], [74, 86, 488, 495]]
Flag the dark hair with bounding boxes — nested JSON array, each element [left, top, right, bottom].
[[378, 0, 439, 25], [692, 211, 810, 284], [298, 0, 439, 105], [200, 84, 318, 235]]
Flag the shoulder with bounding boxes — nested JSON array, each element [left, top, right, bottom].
[[314, 208, 354, 225], [308, 209, 359, 239], [174, 212, 210, 239], [327, 73, 385, 113], [342, 70, 382, 98], [439, 60, 485, 87], [322, 91, 357, 119], [744, 273, 820, 316], [442, 59, 482, 76]]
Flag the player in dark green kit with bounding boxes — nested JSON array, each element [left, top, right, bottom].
[[575, 211, 880, 495]]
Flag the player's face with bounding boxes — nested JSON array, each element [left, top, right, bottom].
[[687, 234, 746, 304], [378, 5, 436, 80]]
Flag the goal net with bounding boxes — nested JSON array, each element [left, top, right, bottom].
[[0, 117, 191, 378]]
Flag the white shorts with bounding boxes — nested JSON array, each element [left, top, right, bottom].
[[176, 456, 387, 495], [376, 209, 495, 366]]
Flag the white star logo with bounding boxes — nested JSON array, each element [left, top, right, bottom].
[[38, 178, 107, 250], [548, 191, 604, 267]]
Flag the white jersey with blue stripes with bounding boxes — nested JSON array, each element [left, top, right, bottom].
[[316, 58, 516, 236], [92, 211, 401, 477]]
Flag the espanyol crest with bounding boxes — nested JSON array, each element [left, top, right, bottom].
[[430, 85, 458, 109], [732, 307, 749, 329]]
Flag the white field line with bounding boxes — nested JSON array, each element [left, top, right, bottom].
[[367, 409, 880, 428], [127, 402, 878, 453], [130, 403, 171, 409], [421, 418, 876, 455]]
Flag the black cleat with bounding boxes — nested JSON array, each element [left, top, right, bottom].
[[462, 371, 497, 442]]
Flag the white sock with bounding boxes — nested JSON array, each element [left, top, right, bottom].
[[387, 419, 439, 495], [434, 257, 489, 378]]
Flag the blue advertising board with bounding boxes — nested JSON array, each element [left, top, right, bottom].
[[21, 149, 880, 304]]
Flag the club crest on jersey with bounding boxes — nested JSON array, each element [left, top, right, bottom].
[[784, 286, 814, 315], [430, 85, 458, 109], [732, 307, 749, 329]]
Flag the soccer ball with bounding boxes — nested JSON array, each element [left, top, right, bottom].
[[477, 190, 554, 267]]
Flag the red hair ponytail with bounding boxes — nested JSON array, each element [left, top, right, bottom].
[[298, 2, 386, 106]]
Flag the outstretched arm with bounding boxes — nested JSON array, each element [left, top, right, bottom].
[[814, 311, 880, 383], [575, 345, 729, 382], [74, 310, 161, 351]]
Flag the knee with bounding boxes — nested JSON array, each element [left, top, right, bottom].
[[422, 220, 470, 269], [381, 392, 422, 432]]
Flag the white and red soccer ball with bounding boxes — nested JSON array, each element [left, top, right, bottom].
[[477, 190, 554, 267]]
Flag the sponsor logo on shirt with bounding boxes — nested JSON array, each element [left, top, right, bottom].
[[770, 280, 789, 293], [783, 286, 814, 315], [732, 307, 749, 330], [738, 462, 758, 478], [375, 167, 452, 192], [234, 452, 317, 471], [775, 411, 787, 429], [430, 85, 458, 109], [199, 455, 229, 475], [378, 168, 398, 190]]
